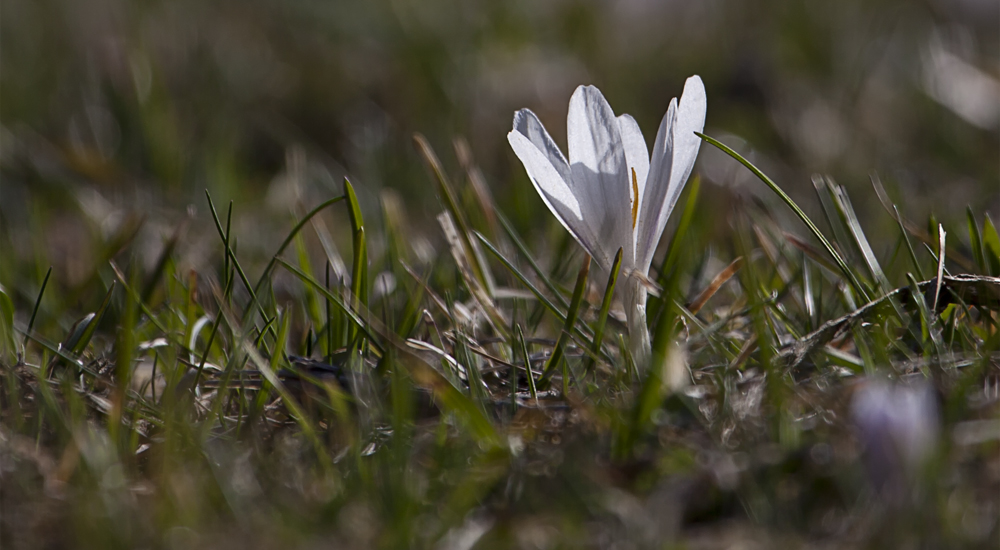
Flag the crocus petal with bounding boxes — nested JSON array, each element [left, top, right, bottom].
[[617, 113, 650, 253], [513, 109, 573, 185], [566, 85, 633, 269], [508, 114, 603, 261], [636, 75, 706, 272]]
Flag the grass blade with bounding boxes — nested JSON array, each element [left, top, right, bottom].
[[933, 224, 946, 312], [588, 248, 622, 372], [516, 324, 538, 403], [894, 205, 927, 280], [540, 255, 589, 383], [276, 257, 382, 353], [698, 133, 867, 299], [64, 281, 116, 356], [414, 133, 491, 294], [825, 177, 890, 294], [344, 179, 368, 348], [983, 213, 1000, 276], [967, 207, 986, 273], [22, 266, 51, 350], [497, 212, 570, 309], [475, 231, 594, 343]]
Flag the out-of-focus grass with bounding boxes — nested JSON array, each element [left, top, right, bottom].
[[2, 0, 999, 548]]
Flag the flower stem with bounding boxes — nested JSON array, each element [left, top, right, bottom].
[[625, 277, 651, 371]]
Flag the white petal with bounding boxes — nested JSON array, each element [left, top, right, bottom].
[[566, 85, 634, 270], [636, 75, 706, 272], [636, 99, 677, 270], [617, 113, 650, 253], [508, 129, 602, 260], [513, 109, 572, 185]]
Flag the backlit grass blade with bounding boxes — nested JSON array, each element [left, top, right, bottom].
[[253, 195, 347, 308], [687, 256, 744, 315], [588, 248, 622, 372], [983, 214, 1000, 276], [933, 225, 946, 312], [206, 191, 262, 318], [242, 312, 331, 465], [276, 257, 382, 354], [0, 287, 14, 360], [295, 231, 324, 331], [812, 175, 855, 264], [825, 177, 890, 294], [967, 207, 986, 274], [344, 179, 368, 348], [516, 324, 538, 403], [894, 205, 927, 280], [540, 254, 589, 383], [63, 281, 116, 356], [698, 133, 866, 299], [23, 266, 51, 349], [414, 133, 491, 294], [141, 216, 186, 304], [497, 212, 570, 309], [870, 174, 975, 272], [475, 231, 594, 343]]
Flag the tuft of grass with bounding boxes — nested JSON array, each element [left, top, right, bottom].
[[2, 132, 998, 550]]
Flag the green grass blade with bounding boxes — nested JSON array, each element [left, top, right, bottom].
[[276, 257, 382, 353], [414, 133, 491, 294], [0, 287, 15, 360], [252, 195, 347, 307], [400, 349, 502, 447], [475, 231, 594, 342], [64, 281, 116, 356], [190, 309, 224, 390], [294, 231, 323, 330], [812, 175, 855, 264], [516, 324, 538, 403], [698, 133, 867, 300], [983, 213, 1000, 276], [497, 212, 570, 309], [894, 205, 927, 280], [344, 179, 368, 348], [22, 266, 51, 349], [967, 207, 986, 273], [206, 191, 260, 313], [141, 218, 185, 304], [540, 255, 589, 382], [588, 248, 622, 372], [242, 313, 331, 465], [826, 177, 890, 293], [224, 201, 233, 300]]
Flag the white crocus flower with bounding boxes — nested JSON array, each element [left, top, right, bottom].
[[507, 76, 706, 366]]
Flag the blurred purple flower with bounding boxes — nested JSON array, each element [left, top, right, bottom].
[[851, 379, 940, 497]]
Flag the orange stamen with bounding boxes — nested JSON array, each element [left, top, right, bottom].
[[631, 168, 639, 230]]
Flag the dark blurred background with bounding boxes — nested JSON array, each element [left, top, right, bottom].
[[2, 0, 998, 300]]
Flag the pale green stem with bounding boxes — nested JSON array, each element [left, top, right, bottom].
[[624, 276, 651, 370]]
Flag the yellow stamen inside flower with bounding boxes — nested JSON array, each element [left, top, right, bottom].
[[631, 168, 639, 231]]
